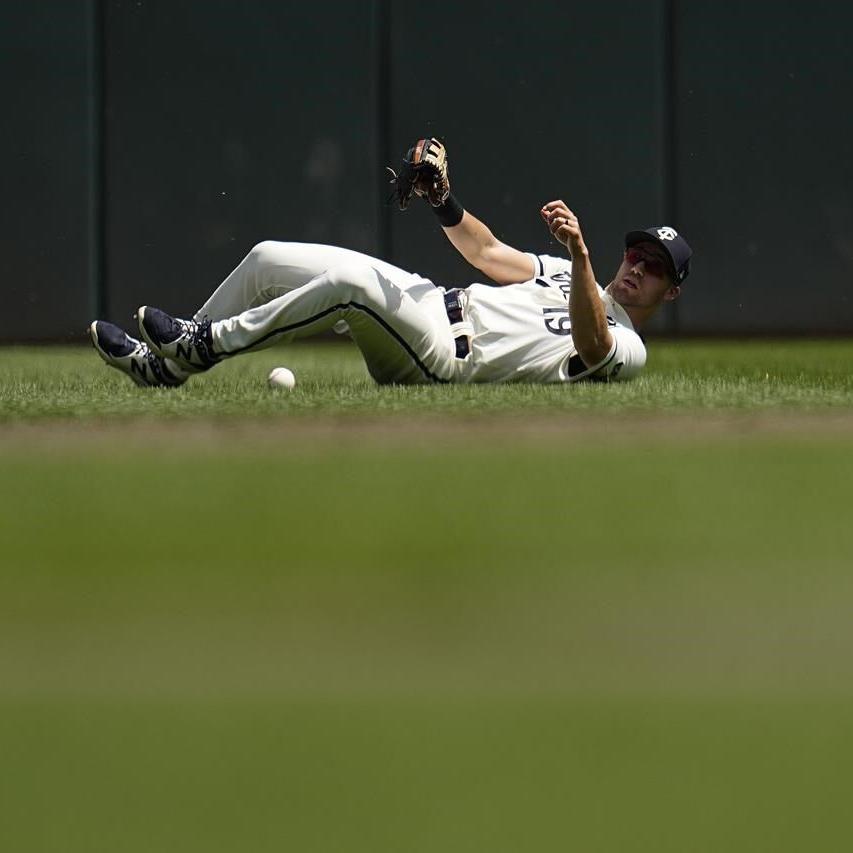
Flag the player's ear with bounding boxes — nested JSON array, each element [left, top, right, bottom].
[[664, 284, 681, 303]]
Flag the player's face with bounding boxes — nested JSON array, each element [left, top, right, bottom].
[[609, 242, 679, 308]]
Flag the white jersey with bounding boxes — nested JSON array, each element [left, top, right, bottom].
[[460, 253, 646, 383]]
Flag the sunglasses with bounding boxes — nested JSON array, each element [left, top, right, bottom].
[[624, 247, 670, 278]]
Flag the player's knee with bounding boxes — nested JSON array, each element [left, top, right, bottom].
[[245, 240, 283, 270]]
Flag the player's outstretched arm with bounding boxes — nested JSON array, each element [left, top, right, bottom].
[[441, 210, 535, 286], [541, 201, 613, 367], [389, 137, 534, 286]]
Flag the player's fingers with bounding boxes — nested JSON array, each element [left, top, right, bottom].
[[546, 203, 573, 219], [548, 211, 575, 232], [552, 221, 572, 241], [555, 216, 579, 235]]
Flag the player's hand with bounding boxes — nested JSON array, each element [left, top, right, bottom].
[[540, 200, 587, 257]]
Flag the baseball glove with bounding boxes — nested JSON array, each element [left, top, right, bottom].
[[387, 137, 451, 210]]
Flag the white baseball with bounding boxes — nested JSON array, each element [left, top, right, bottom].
[[267, 366, 296, 390]]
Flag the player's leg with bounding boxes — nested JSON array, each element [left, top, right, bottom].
[[139, 261, 455, 384], [92, 242, 429, 388], [96, 242, 349, 383], [194, 241, 432, 322]]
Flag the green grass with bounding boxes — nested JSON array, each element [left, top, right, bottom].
[[2, 341, 853, 851], [5, 697, 852, 853], [2, 338, 853, 419], [4, 440, 853, 697]]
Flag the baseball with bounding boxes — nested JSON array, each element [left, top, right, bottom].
[[267, 366, 296, 390]]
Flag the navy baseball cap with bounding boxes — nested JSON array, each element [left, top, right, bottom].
[[625, 226, 692, 283]]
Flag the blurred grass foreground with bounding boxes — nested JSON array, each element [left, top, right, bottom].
[[2, 340, 853, 851]]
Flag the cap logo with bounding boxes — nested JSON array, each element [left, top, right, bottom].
[[657, 227, 678, 241]]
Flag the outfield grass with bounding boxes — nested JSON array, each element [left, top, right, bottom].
[[2, 338, 853, 419], [2, 341, 853, 851]]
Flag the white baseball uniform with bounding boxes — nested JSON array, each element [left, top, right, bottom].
[[194, 241, 646, 384]]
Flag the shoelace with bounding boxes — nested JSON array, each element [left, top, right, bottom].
[[176, 317, 218, 366]]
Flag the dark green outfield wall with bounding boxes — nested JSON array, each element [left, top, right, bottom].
[[2, 1, 851, 341], [101, 2, 381, 327], [0, 2, 98, 341], [675, 2, 853, 333]]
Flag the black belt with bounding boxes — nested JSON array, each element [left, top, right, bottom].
[[443, 289, 470, 359]]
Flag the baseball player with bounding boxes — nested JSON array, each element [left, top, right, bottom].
[[89, 138, 692, 387]]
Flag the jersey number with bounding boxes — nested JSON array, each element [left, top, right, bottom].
[[542, 307, 571, 336], [543, 307, 620, 337]]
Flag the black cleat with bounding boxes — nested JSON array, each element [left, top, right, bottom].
[[89, 321, 186, 388], [135, 306, 221, 372]]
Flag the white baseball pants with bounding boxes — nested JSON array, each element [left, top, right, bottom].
[[194, 242, 460, 384]]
